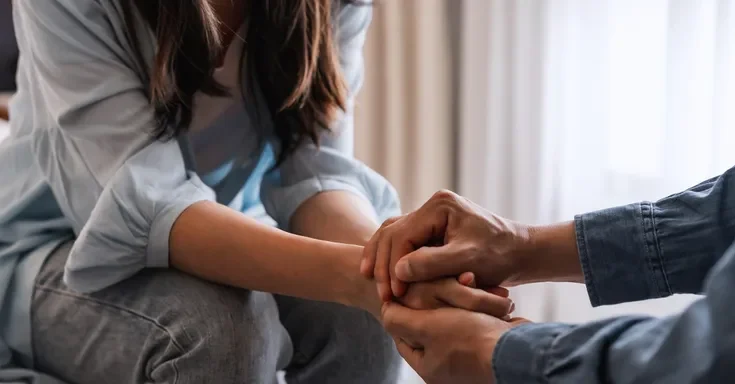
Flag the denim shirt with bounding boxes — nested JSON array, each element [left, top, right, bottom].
[[494, 166, 735, 383], [0, 1, 398, 382]]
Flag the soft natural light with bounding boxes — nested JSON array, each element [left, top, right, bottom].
[[542, 0, 735, 322], [606, 0, 668, 179]]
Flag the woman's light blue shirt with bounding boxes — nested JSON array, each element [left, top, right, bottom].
[[0, 1, 399, 382]]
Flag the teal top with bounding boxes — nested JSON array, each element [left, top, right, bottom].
[[0, 1, 399, 382]]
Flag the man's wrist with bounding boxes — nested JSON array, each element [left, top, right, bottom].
[[516, 221, 584, 284]]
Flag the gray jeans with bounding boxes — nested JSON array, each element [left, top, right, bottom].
[[30, 242, 401, 384]]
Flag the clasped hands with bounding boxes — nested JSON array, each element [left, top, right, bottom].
[[360, 191, 534, 384]]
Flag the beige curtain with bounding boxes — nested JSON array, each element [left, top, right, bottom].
[[354, 0, 458, 211]]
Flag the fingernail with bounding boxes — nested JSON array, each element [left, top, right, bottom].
[[359, 258, 367, 274], [509, 301, 516, 314], [395, 260, 410, 280]]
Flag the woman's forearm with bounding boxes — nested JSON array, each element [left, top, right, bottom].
[[170, 201, 377, 312], [291, 191, 379, 246]]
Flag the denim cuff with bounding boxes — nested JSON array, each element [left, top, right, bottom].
[[493, 323, 572, 384], [575, 203, 671, 307]]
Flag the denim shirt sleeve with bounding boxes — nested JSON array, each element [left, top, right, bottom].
[[575, 166, 735, 306], [14, 0, 215, 293], [260, 4, 401, 228], [494, 239, 735, 384]]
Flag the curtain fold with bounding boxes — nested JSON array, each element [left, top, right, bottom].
[[354, 0, 457, 211], [459, 0, 735, 322]]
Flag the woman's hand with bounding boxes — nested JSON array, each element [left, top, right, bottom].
[[352, 271, 515, 321], [397, 276, 514, 318], [362, 190, 584, 301]]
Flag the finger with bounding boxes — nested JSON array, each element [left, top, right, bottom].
[[458, 272, 476, 288], [362, 216, 402, 278], [435, 280, 513, 318], [381, 302, 429, 343], [401, 194, 452, 246], [395, 245, 466, 283], [361, 232, 379, 277], [394, 337, 424, 371], [485, 286, 510, 298], [389, 231, 412, 297], [374, 232, 394, 301]]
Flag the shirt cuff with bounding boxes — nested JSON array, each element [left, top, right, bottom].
[[575, 202, 671, 307], [263, 176, 376, 229], [493, 323, 572, 384], [146, 174, 215, 268]]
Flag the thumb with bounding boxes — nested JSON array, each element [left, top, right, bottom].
[[395, 245, 465, 283]]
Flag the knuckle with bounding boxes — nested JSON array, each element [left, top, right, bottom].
[[432, 189, 459, 203], [381, 215, 402, 229], [382, 312, 397, 329]]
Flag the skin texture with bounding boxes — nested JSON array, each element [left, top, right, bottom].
[[362, 190, 583, 302], [363, 190, 584, 383], [381, 302, 530, 384]]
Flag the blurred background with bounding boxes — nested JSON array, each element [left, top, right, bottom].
[[354, 1, 734, 381], [2, 0, 735, 383]]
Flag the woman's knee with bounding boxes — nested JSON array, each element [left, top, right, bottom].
[[153, 280, 293, 382], [277, 297, 401, 382], [33, 262, 291, 384]]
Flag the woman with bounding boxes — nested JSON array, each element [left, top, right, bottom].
[[0, 0, 513, 383]]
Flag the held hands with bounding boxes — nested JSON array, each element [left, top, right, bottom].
[[381, 302, 530, 384], [361, 190, 532, 301], [359, 273, 515, 321], [361, 190, 543, 384]]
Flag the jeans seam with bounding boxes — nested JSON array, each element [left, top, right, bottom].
[[34, 284, 187, 357]]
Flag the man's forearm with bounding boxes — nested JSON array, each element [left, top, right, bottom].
[[517, 221, 584, 285], [518, 166, 735, 307], [495, 238, 735, 384]]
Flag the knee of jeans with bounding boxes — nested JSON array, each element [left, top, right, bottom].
[[293, 303, 401, 378], [160, 288, 290, 380], [337, 309, 401, 376]]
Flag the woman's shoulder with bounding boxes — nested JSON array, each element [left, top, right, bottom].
[[14, 0, 141, 43], [15, 0, 119, 23], [15, 0, 153, 72], [334, 1, 373, 39]]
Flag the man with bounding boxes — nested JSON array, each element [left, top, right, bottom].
[[363, 166, 735, 383]]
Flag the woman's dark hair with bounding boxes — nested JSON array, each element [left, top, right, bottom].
[[122, 0, 362, 165]]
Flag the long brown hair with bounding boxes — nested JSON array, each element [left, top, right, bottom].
[[122, 0, 362, 165]]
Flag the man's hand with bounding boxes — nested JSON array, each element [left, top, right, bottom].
[[362, 190, 584, 301], [381, 302, 530, 384], [362, 190, 531, 301]]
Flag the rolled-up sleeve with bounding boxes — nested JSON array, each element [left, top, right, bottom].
[[14, 0, 215, 293], [494, 239, 735, 384], [260, 4, 400, 228], [575, 166, 735, 307]]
